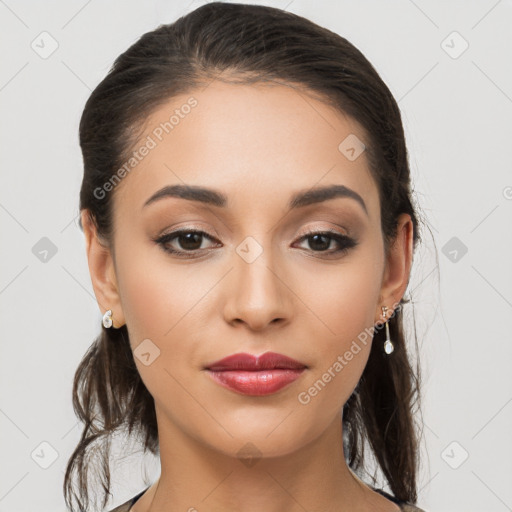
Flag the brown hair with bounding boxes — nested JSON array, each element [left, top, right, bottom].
[[64, 2, 426, 510]]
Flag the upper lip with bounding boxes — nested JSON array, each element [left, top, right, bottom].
[[205, 351, 307, 371]]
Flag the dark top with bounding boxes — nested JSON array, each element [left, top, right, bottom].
[[108, 485, 427, 511]]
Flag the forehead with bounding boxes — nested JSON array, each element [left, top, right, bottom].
[[111, 80, 379, 221]]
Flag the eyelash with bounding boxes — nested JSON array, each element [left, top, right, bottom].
[[153, 227, 358, 259]]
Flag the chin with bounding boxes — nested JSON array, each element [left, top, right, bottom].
[[198, 420, 319, 461]]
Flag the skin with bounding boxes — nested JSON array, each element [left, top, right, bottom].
[[81, 80, 413, 512]]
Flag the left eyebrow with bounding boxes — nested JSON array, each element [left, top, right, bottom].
[[289, 184, 368, 216], [142, 183, 368, 216]]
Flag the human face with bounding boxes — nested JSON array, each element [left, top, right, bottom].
[[108, 80, 387, 458]]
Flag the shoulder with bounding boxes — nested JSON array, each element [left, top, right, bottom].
[[372, 487, 427, 512], [107, 487, 149, 512], [107, 500, 132, 512], [399, 504, 427, 512]]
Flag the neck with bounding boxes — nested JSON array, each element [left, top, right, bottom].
[[135, 407, 395, 512]]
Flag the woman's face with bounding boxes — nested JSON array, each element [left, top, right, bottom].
[[85, 80, 411, 459]]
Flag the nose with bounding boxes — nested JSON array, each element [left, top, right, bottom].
[[222, 246, 293, 331]]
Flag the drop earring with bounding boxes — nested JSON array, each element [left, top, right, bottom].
[[102, 309, 113, 329], [381, 306, 394, 355]]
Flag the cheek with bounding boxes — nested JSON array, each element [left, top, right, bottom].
[[116, 244, 206, 341], [114, 246, 220, 390], [293, 251, 383, 404], [298, 254, 383, 351], [115, 251, 208, 414]]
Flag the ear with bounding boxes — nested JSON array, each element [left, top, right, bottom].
[[376, 213, 414, 323], [81, 209, 126, 328]]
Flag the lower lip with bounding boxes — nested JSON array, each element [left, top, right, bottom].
[[206, 369, 306, 396]]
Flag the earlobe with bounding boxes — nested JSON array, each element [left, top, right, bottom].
[[376, 213, 414, 321], [80, 210, 126, 328]]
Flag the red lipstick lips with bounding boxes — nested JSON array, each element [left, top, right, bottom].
[[205, 351, 307, 396]]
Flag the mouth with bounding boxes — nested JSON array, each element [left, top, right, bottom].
[[204, 351, 308, 396]]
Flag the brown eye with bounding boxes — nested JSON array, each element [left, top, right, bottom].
[[155, 229, 220, 257], [294, 229, 358, 256], [174, 231, 204, 251]]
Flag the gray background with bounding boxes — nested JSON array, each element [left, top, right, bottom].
[[1, 0, 511, 511]]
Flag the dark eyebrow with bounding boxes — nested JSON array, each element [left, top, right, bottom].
[[143, 183, 368, 215], [289, 184, 368, 215], [143, 184, 226, 209]]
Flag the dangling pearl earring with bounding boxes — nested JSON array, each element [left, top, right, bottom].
[[102, 309, 113, 328], [381, 306, 394, 354]]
